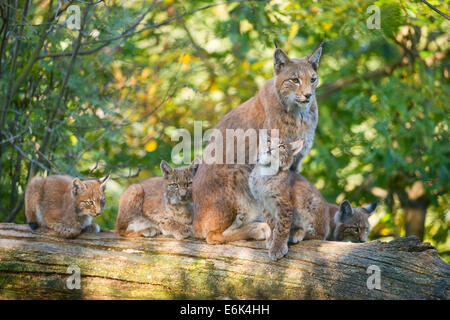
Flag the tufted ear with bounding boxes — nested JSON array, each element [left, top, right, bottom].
[[160, 160, 173, 179], [274, 48, 291, 75], [307, 41, 324, 71], [99, 174, 110, 191], [189, 158, 201, 176], [72, 177, 86, 196], [289, 139, 304, 157], [338, 200, 353, 223], [362, 200, 378, 216]]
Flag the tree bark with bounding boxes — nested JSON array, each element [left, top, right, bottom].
[[0, 223, 448, 300]]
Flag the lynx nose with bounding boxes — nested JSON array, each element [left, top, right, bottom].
[[304, 93, 312, 100]]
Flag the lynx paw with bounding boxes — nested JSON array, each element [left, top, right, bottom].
[[173, 226, 193, 240], [291, 228, 305, 244], [48, 223, 81, 239], [206, 231, 225, 244], [251, 223, 271, 241], [141, 228, 159, 238], [303, 221, 316, 238], [82, 223, 101, 234], [268, 242, 289, 261]]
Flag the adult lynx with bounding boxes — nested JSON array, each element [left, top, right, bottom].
[[25, 174, 110, 238], [193, 43, 324, 244], [116, 159, 199, 239]]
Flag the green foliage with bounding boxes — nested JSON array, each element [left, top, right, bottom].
[[0, 0, 448, 260]]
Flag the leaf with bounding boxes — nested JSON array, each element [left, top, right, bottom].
[[288, 22, 299, 41], [144, 140, 158, 153]]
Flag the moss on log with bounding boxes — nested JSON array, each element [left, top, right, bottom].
[[0, 223, 448, 299]]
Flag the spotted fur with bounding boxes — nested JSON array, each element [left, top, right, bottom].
[[25, 174, 110, 238], [193, 44, 324, 244], [116, 159, 200, 239], [250, 139, 378, 260]]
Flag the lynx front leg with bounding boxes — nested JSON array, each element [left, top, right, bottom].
[[268, 205, 293, 261], [262, 208, 275, 249], [46, 222, 82, 239], [42, 209, 82, 238]]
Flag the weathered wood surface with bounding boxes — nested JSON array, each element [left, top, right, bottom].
[[0, 223, 448, 300]]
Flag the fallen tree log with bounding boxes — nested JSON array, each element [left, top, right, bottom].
[[0, 223, 448, 299]]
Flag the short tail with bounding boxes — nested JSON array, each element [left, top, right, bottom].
[[24, 176, 44, 226]]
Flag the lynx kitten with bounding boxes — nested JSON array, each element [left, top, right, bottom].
[[116, 159, 200, 240], [25, 174, 110, 238], [249, 137, 378, 260]]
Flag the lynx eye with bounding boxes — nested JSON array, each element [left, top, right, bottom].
[[290, 78, 299, 84], [310, 77, 317, 83]]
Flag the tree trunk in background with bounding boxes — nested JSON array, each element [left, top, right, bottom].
[[0, 223, 448, 300], [398, 186, 430, 241], [397, 182, 430, 241], [403, 203, 428, 241]]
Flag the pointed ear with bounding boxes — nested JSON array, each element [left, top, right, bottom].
[[72, 178, 86, 196], [99, 174, 110, 191], [274, 48, 290, 75], [362, 200, 378, 216], [289, 139, 304, 157], [160, 160, 173, 179], [189, 158, 201, 176], [338, 200, 353, 223], [307, 41, 324, 71]]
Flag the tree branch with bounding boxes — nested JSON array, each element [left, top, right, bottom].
[[421, 0, 450, 20], [37, 1, 93, 175], [318, 59, 406, 100], [1, 130, 54, 173], [39, 0, 269, 59], [0, 225, 448, 299]]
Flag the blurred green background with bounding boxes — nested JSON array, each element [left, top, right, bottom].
[[0, 0, 448, 261]]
